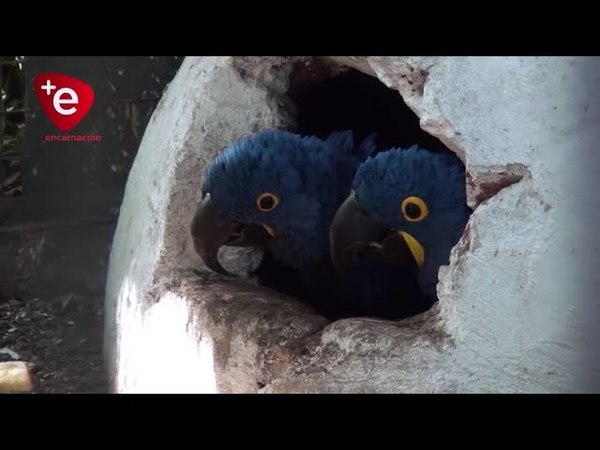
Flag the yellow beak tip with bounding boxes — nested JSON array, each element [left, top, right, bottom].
[[398, 231, 425, 267], [262, 224, 276, 238]]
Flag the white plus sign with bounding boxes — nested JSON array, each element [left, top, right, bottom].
[[41, 79, 56, 95]]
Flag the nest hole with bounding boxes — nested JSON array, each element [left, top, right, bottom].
[[242, 63, 466, 322], [289, 64, 451, 153]]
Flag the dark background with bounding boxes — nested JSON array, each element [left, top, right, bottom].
[[0, 56, 182, 392], [0, 56, 182, 299]]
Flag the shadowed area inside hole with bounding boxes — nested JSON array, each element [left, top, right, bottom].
[[245, 65, 465, 322], [289, 66, 451, 153]]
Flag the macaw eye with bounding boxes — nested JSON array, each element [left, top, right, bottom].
[[257, 192, 279, 212], [401, 196, 429, 222]]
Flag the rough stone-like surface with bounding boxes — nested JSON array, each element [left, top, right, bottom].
[[104, 57, 296, 390], [128, 271, 328, 393], [106, 56, 599, 393]]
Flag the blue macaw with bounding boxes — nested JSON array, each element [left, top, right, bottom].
[[190, 129, 376, 315], [330, 145, 471, 318]]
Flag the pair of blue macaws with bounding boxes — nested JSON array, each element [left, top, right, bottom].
[[191, 130, 471, 320]]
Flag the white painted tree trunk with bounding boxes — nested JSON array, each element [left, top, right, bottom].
[[104, 56, 600, 393]]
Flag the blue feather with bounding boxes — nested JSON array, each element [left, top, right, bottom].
[[351, 146, 471, 302], [202, 129, 375, 274]]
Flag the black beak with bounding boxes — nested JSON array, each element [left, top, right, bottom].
[[191, 193, 272, 276], [329, 193, 421, 275]]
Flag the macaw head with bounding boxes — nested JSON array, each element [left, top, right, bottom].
[[191, 130, 359, 274], [330, 145, 471, 299]]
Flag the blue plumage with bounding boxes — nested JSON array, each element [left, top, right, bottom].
[[335, 262, 428, 319], [201, 130, 375, 271], [194, 129, 469, 320], [348, 145, 471, 301]]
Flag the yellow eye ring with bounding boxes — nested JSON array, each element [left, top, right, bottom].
[[401, 196, 429, 222], [257, 192, 280, 212]]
